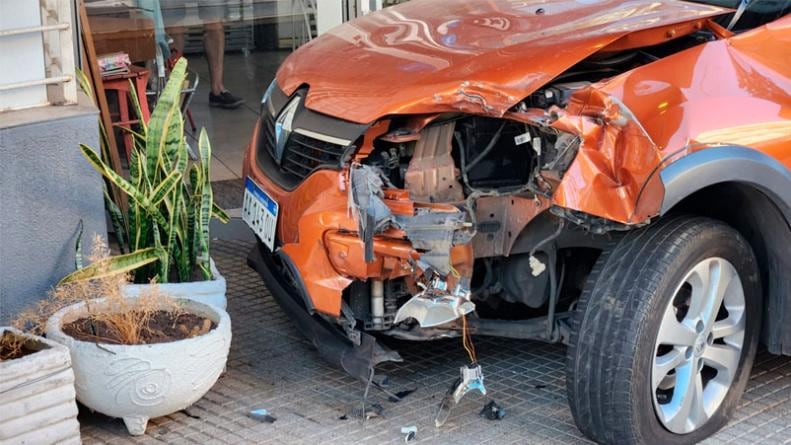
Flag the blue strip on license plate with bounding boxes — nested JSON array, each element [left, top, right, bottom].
[[245, 178, 278, 214]]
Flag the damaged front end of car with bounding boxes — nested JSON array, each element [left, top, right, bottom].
[[244, 0, 734, 390], [245, 78, 671, 384]]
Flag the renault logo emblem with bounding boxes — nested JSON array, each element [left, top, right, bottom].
[[274, 96, 300, 163]]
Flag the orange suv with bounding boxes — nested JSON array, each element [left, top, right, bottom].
[[243, 1, 791, 443]]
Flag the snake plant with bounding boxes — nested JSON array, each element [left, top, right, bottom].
[[63, 58, 228, 284]]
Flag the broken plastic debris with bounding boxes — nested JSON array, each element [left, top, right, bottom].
[[394, 293, 475, 328], [180, 409, 200, 419], [248, 408, 277, 423], [388, 388, 417, 403], [394, 277, 475, 328], [434, 363, 487, 427], [401, 426, 417, 442], [479, 400, 506, 420], [349, 165, 393, 263], [351, 402, 384, 420], [452, 363, 486, 405], [529, 255, 546, 276]]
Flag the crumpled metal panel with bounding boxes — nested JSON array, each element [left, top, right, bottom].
[[549, 89, 665, 224], [277, 0, 728, 124], [550, 15, 791, 224]]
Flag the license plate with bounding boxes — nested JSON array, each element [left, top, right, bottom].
[[243, 177, 279, 250]]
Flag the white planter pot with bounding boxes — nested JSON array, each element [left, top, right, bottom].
[[123, 258, 227, 310], [0, 327, 81, 445], [46, 298, 232, 436]]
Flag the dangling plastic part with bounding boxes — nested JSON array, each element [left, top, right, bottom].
[[434, 363, 487, 427], [393, 276, 474, 328]]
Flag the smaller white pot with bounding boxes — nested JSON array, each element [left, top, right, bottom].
[[46, 298, 231, 436], [0, 327, 81, 444], [123, 258, 227, 310]]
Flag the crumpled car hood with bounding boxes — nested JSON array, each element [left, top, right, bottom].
[[276, 0, 728, 124]]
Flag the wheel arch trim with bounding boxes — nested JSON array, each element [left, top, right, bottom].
[[659, 145, 791, 223]]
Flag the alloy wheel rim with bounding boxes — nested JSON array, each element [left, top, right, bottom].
[[651, 257, 746, 434]]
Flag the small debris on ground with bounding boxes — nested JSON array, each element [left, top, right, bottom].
[[388, 388, 417, 403], [401, 425, 417, 442], [180, 409, 201, 419], [375, 375, 390, 387], [351, 403, 384, 420], [479, 400, 506, 420], [248, 408, 277, 423], [338, 414, 348, 420]]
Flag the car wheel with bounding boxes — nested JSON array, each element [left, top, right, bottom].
[[566, 216, 761, 444]]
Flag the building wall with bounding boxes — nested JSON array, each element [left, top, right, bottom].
[[0, 0, 48, 110], [0, 94, 106, 324]]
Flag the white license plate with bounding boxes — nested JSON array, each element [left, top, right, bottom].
[[243, 177, 279, 250]]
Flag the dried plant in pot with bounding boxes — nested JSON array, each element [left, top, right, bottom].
[[0, 327, 81, 444], [44, 238, 232, 436], [75, 57, 228, 309]]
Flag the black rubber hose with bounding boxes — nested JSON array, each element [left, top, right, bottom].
[[464, 121, 507, 173]]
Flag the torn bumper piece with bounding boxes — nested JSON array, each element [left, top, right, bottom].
[[247, 242, 402, 382]]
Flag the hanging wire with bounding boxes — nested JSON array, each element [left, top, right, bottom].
[[461, 314, 477, 364]]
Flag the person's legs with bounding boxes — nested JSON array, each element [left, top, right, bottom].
[[203, 21, 225, 95], [199, 4, 243, 108], [168, 25, 186, 54]]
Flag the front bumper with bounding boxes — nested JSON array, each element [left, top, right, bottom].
[[246, 241, 396, 382]]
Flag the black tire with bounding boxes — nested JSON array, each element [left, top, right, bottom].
[[566, 216, 762, 444]]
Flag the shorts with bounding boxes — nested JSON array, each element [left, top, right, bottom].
[[159, 0, 228, 27]]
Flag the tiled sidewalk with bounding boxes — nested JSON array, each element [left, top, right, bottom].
[[80, 240, 791, 445]]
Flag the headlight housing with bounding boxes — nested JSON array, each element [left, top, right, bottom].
[[261, 79, 277, 116]]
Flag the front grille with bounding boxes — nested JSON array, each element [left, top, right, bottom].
[[262, 111, 276, 157], [258, 111, 348, 187], [280, 132, 346, 179]]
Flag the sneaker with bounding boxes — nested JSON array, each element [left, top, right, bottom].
[[209, 90, 244, 109]]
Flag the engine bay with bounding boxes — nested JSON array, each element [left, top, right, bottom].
[[339, 29, 729, 343]]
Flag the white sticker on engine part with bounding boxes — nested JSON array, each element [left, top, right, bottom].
[[514, 132, 531, 146]]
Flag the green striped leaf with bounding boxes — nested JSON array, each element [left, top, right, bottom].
[[127, 78, 148, 136], [212, 203, 230, 224], [80, 144, 170, 231], [164, 182, 182, 281], [146, 58, 187, 180], [74, 219, 84, 270], [196, 129, 212, 268], [130, 145, 142, 189], [58, 247, 162, 285], [104, 188, 128, 254], [75, 69, 94, 101], [152, 220, 167, 282], [149, 170, 182, 205]]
